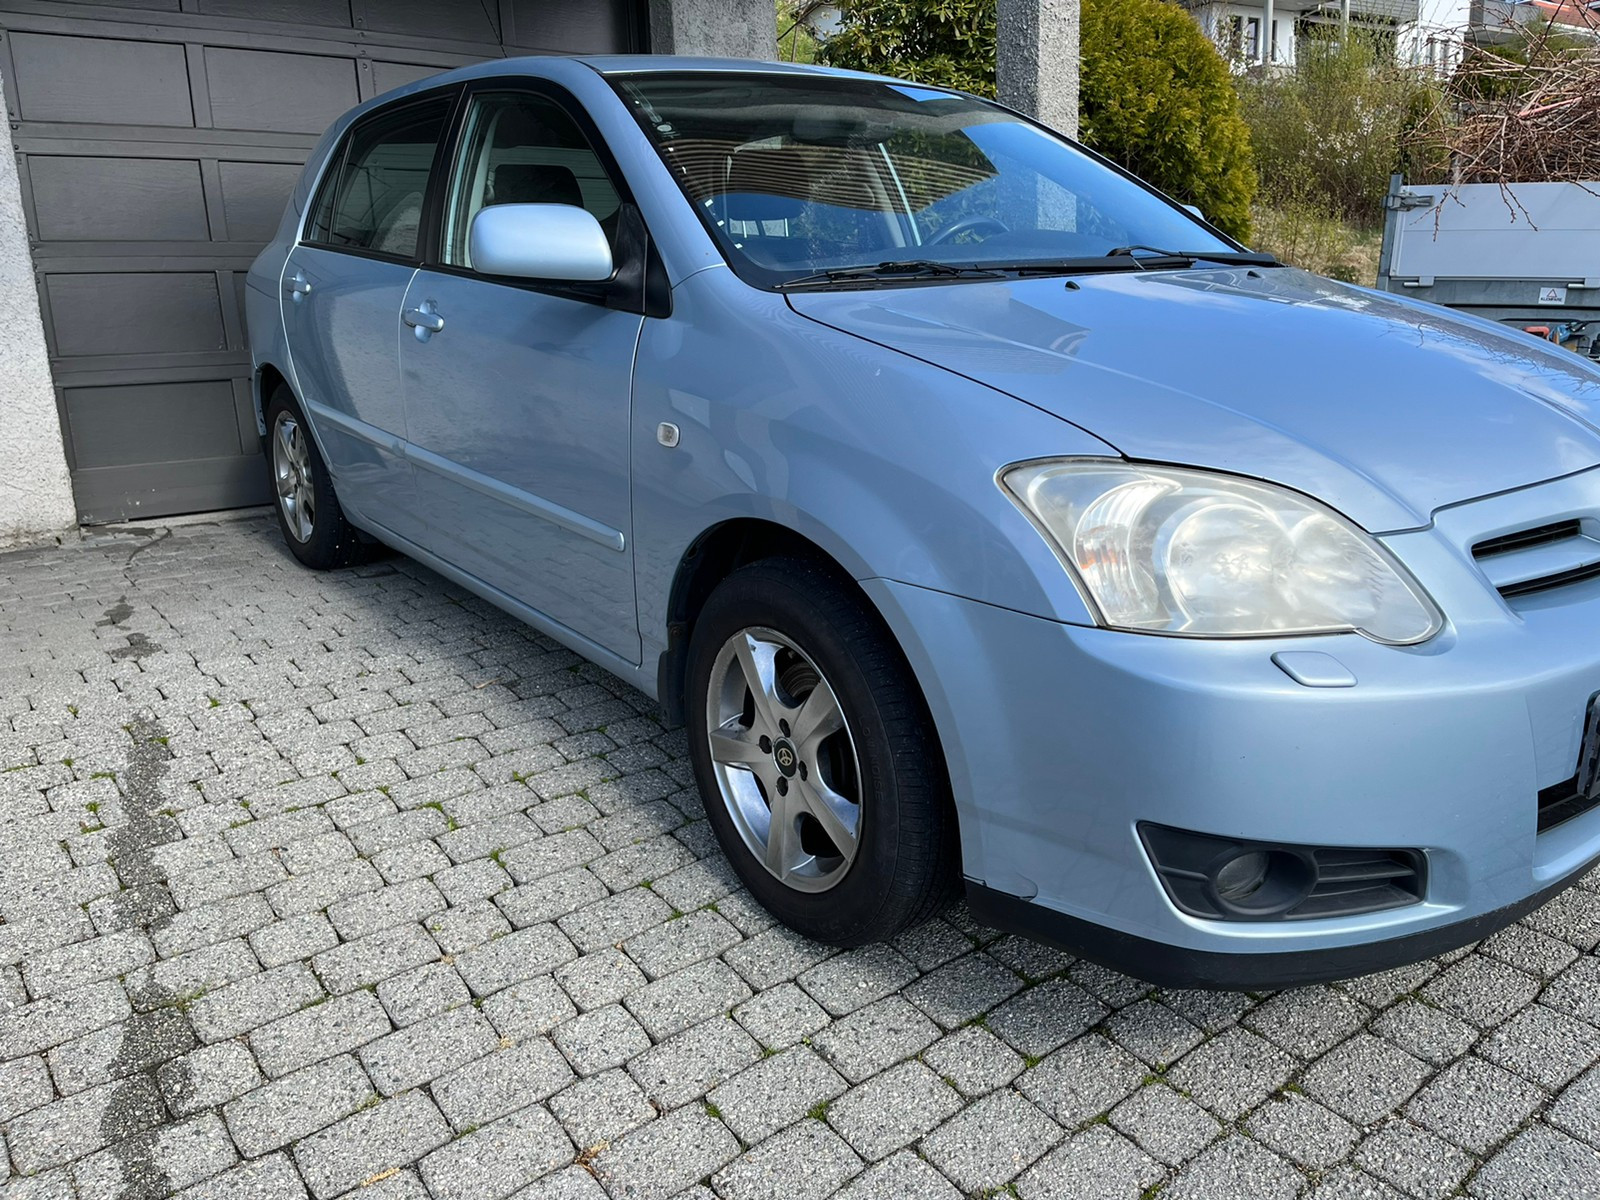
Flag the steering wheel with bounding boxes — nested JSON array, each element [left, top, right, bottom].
[[927, 215, 1011, 246]]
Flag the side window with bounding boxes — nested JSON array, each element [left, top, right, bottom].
[[442, 91, 622, 269], [305, 96, 452, 259]]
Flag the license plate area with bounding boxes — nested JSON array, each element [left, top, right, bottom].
[[1538, 693, 1600, 834]]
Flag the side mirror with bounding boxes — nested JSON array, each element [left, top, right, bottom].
[[469, 204, 613, 282], [1183, 204, 1206, 221]]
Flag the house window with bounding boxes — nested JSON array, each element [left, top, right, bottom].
[[1228, 15, 1262, 62]]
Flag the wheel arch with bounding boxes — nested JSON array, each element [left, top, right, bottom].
[[254, 362, 293, 441], [658, 518, 961, 858]]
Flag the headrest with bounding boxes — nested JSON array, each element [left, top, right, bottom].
[[490, 163, 582, 208]]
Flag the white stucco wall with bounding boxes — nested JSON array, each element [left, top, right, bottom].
[[0, 73, 75, 549]]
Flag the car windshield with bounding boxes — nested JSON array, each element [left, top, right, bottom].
[[612, 72, 1241, 289]]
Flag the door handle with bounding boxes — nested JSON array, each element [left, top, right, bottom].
[[403, 303, 445, 338], [286, 271, 312, 300]]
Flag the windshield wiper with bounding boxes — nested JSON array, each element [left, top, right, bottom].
[[777, 249, 1281, 290], [775, 260, 1011, 290], [1106, 245, 1280, 269]]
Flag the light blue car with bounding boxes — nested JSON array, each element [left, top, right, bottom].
[[246, 55, 1600, 989]]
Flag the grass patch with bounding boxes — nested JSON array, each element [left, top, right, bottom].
[[1251, 201, 1382, 285]]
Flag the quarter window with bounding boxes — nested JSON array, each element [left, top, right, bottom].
[[307, 96, 452, 259], [443, 91, 621, 269]]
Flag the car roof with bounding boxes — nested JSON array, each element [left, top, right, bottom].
[[337, 55, 925, 153], [380, 54, 902, 98], [571, 55, 882, 79]]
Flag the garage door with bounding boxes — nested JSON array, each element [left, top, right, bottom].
[[0, 0, 645, 523]]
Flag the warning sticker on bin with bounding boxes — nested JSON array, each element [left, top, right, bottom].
[[1538, 286, 1568, 305]]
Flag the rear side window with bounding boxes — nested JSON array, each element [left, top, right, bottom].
[[306, 96, 453, 259]]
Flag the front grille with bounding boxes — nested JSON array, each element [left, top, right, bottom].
[[1472, 519, 1600, 599], [1474, 519, 1581, 557], [1538, 774, 1600, 833]]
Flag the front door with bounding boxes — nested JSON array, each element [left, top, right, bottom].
[[284, 92, 454, 529], [399, 87, 643, 662]]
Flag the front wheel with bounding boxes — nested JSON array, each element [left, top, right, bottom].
[[264, 387, 365, 570], [685, 557, 957, 945]]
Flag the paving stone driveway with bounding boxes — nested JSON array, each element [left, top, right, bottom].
[[4, 512, 1600, 1200]]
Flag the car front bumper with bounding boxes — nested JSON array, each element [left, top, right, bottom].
[[863, 494, 1600, 988]]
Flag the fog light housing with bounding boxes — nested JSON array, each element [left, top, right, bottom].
[[1212, 851, 1269, 902], [1140, 824, 1425, 922], [1206, 847, 1316, 917]]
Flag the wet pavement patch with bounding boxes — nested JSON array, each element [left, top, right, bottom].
[[99, 714, 191, 1197]]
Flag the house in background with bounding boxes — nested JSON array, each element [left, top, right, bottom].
[[1181, 0, 1421, 71], [1402, 0, 1600, 74], [1468, 0, 1600, 46], [1182, 0, 1598, 74]]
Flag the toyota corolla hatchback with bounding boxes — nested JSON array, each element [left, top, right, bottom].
[[246, 54, 1600, 988]]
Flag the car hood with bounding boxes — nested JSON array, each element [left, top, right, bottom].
[[787, 266, 1600, 532]]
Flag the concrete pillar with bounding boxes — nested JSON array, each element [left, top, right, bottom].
[[997, 0, 1080, 140], [651, 0, 777, 59], [0, 71, 74, 548]]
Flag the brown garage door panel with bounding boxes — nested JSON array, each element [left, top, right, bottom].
[[364, 0, 498, 43], [29, 156, 210, 241], [64, 380, 244, 469], [50, 0, 179, 10], [47, 273, 226, 358], [196, 0, 352, 26], [217, 161, 304, 242], [371, 60, 451, 96], [72, 457, 272, 525], [8, 31, 193, 126], [204, 47, 361, 134], [512, 0, 637, 53]]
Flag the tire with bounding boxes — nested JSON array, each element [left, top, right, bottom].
[[686, 556, 957, 946], [264, 386, 366, 570]]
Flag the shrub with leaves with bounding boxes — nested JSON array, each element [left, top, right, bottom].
[[1078, 0, 1256, 239], [823, 0, 1256, 240], [1238, 32, 1436, 225], [821, 0, 998, 95]]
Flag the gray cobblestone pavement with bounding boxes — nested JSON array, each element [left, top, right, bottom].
[[3, 512, 1600, 1199]]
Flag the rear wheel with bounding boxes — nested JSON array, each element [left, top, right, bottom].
[[686, 557, 956, 945], [265, 387, 365, 570]]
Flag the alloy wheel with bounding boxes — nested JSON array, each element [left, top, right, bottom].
[[705, 626, 864, 892], [272, 412, 316, 544]]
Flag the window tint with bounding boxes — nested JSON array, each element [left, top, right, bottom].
[[443, 91, 621, 269], [307, 96, 452, 259]]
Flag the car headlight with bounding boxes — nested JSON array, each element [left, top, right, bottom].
[[1000, 459, 1443, 644]]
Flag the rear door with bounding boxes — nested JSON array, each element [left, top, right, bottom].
[[397, 85, 643, 662], [284, 92, 456, 530]]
